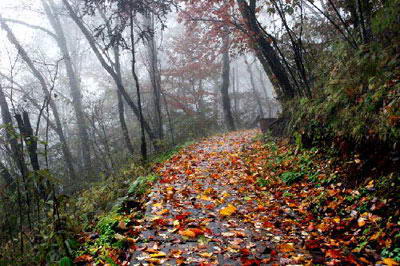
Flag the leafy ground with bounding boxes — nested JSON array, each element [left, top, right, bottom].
[[74, 130, 399, 265]]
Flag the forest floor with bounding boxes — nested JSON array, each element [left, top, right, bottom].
[[75, 130, 399, 265]]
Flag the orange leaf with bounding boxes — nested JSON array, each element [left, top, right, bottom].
[[179, 228, 203, 238], [358, 217, 366, 227], [277, 243, 295, 252], [156, 209, 169, 215]]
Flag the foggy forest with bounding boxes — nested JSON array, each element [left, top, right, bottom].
[[0, 0, 399, 265]]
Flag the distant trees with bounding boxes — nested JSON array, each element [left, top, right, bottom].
[[178, 0, 385, 102], [41, 0, 93, 175], [0, 15, 77, 181]]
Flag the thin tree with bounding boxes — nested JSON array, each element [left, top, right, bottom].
[[220, 30, 235, 131], [41, 0, 93, 174]]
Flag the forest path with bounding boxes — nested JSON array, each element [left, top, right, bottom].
[[130, 130, 312, 265]]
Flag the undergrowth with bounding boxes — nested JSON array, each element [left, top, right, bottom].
[[68, 141, 194, 265], [251, 133, 400, 263]]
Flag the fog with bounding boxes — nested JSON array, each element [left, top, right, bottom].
[[0, 0, 279, 188]]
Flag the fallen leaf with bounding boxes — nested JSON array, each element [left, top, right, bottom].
[[199, 252, 213, 258], [74, 255, 93, 263], [150, 252, 167, 258], [179, 228, 204, 238], [383, 258, 399, 266], [325, 249, 342, 259], [358, 217, 366, 227], [118, 221, 127, 230], [219, 204, 237, 216], [156, 209, 169, 215], [277, 243, 295, 252]]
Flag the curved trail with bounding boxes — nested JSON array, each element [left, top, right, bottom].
[[131, 130, 311, 265]]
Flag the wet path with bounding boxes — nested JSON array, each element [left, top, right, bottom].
[[130, 130, 311, 265]]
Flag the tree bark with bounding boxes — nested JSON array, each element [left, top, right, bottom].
[[221, 32, 236, 131], [236, 0, 295, 100]]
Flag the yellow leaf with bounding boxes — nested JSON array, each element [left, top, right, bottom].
[[383, 258, 399, 266], [198, 194, 212, 201], [150, 252, 167, 258], [204, 188, 214, 195], [219, 204, 237, 216], [222, 192, 230, 198], [199, 252, 213, 258], [153, 203, 163, 208]]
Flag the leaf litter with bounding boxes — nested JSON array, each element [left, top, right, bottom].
[[76, 130, 399, 265]]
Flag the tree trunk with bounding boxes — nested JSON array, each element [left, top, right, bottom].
[[0, 84, 20, 187], [15, 112, 47, 199], [231, 65, 239, 118], [0, 160, 13, 187], [130, 12, 147, 162], [144, 12, 163, 140], [113, 44, 135, 156], [14, 112, 40, 172], [117, 90, 135, 156], [220, 32, 236, 131], [0, 83, 29, 179], [42, 0, 92, 174], [236, 0, 295, 100]]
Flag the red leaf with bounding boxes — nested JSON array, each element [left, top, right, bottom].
[[325, 249, 342, 259]]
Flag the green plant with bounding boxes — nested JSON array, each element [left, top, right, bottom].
[[280, 171, 303, 184], [128, 174, 158, 197], [257, 178, 270, 187], [382, 248, 400, 262], [59, 257, 73, 266], [283, 191, 294, 197]]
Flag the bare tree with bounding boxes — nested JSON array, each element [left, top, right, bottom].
[[0, 15, 77, 181], [61, 0, 159, 149]]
